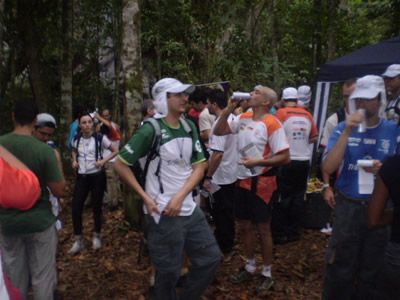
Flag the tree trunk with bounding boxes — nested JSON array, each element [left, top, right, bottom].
[[267, 0, 280, 90], [112, 0, 123, 124], [245, 0, 267, 49], [312, 0, 323, 73], [121, 0, 143, 227], [60, 0, 73, 162], [16, 0, 50, 111], [121, 0, 142, 137], [327, 0, 339, 61]]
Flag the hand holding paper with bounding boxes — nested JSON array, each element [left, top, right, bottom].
[[357, 159, 379, 194]]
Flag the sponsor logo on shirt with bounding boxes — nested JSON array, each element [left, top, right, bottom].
[[363, 138, 376, 145], [195, 140, 202, 153], [348, 137, 361, 147], [161, 129, 170, 139], [124, 144, 134, 154], [379, 139, 391, 154], [347, 163, 358, 171]]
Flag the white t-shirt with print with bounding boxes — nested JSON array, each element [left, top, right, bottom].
[[208, 114, 238, 185], [230, 112, 289, 179], [73, 135, 112, 174]]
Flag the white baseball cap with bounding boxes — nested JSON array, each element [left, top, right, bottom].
[[382, 64, 400, 78], [297, 85, 312, 105], [282, 87, 298, 100], [349, 75, 387, 118], [36, 113, 57, 128], [151, 78, 194, 116], [350, 75, 385, 100]]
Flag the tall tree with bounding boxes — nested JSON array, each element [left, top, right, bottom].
[[327, 0, 339, 60], [121, 0, 142, 138], [267, 0, 280, 89], [60, 0, 73, 157], [121, 0, 143, 226]]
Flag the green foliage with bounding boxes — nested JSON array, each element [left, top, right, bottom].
[[1, 0, 399, 136]]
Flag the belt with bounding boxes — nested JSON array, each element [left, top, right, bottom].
[[337, 191, 369, 206]]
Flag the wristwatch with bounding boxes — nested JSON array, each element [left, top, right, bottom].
[[322, 183, 330, 189], [204, 175, 213, 180]]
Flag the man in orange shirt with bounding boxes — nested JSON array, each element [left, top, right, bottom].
[[213, 85, 290, 295], [274, 87, 318, 244]]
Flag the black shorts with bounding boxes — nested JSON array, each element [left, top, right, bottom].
[[235, 187, 272, 223]]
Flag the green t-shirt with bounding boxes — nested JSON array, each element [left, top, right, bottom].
[[0, 133, 63, 234], [118, 118, 205, 216]]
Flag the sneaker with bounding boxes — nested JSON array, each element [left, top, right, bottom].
[[68, 238, 83, 255], [92, 233, 102, 250], [256, 276, 274, 295], [230, 268, 254, 284]]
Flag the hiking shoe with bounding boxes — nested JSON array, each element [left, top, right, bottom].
[[256, 276, 274, 295], [230, 268, 254, 283], [68, 238, 84, 255], [92, 233, 102, 250]]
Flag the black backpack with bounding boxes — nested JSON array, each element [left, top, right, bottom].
[[74, 132, 104, 161]]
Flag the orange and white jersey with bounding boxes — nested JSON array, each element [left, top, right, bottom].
[[231, 112, 289, 179], [275, 107, 318, 161]]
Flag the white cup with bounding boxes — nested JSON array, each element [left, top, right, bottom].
[[232, 92, 251, 101], [357, 108, 366, 133]]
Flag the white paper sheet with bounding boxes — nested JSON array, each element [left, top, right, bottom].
[[357, 160, 374, 194]]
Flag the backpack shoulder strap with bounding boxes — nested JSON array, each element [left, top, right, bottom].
[[74, 133, 82, 160], [94, 133, 104, 161], [145, 118, 161, 137], [144, 118, 162, 158], [179, 116, 192, 134], [140, 118, 163, 191], [336, 107, 346, 123]]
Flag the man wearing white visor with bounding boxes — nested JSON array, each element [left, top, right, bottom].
[[114, 78, 221, 300], [297, 85, 312, 109], [322, 75, 400, 299], [382, 64, 400, 124]]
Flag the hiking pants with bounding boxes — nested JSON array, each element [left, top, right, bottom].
[[0, 225, 58, 300], [274, 160, 309, 239], [210, 182, 236, 254], [145, 206, 222, 300], [72, 171, 106, 235], [322, 192, 389, 300]]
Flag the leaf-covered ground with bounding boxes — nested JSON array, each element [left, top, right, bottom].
[[57, 184, 328, 300]]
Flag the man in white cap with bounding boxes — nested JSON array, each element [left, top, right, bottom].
[[382, 64, 400, 123], [0, 100, 65, 299], [274, 87, 318, 244], [297, 85, 312, 109], [33, 113, 64, 230], [114, 78, 221, 300], [322, 75, 400, 299]]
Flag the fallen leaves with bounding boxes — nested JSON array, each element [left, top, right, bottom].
[[57, 179, 328, 299]]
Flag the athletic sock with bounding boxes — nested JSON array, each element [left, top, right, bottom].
[[261, 265, 272, 278], [245, 258, 256, 273]]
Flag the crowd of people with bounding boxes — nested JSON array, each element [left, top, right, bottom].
[[0, 64, 399, 299]]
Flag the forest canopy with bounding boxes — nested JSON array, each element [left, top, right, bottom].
[[0, 0, 399, 145]]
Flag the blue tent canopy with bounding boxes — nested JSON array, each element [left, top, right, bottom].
[[318, 36, 400, 82], [313, 36, 400, 146]]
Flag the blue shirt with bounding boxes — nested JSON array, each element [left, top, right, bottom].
[[67, 120, 78, 150], [327, 119, 400, 199]]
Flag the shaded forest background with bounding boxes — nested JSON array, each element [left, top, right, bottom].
[[1, 2, 400, 297], [0, 0, 400, 161]]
